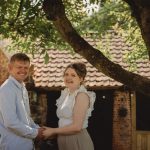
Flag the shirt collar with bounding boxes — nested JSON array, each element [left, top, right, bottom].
[[9, 75, 25, 89]]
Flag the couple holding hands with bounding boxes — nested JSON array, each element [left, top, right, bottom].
[[0, 53, 96, 150]]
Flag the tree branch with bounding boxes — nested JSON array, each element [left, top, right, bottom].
[[43, 0, 150, 96], [9, 0, 24, 26], [15, 0, 24, 20]]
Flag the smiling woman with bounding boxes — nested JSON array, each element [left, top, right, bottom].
[[42, 62, 96, 150]]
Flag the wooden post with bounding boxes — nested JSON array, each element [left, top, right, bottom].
[[131, 91, 136, 150]]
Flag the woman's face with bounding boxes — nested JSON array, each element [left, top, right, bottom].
[[64, 68, 83, 91]]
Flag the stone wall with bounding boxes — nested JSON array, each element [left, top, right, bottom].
[[29, 91, 47, 126]]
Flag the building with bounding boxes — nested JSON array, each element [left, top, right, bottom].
[[0, 32, 150, 150]]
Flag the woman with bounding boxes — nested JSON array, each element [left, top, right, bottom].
[[42, 62, 96, 150]]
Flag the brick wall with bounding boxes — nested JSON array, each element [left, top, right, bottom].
[[112, 90, 132, 150], [0, 49, 9, 85]]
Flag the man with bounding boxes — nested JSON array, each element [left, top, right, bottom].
[[0, 53, 43, 150]]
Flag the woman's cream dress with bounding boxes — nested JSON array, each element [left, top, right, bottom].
[[56, 85, 96, 150]]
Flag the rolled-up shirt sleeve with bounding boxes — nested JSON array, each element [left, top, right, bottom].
[[0, 89, 38, 139]]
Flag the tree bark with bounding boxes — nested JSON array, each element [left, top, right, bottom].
[[43, 0, 150, 96]]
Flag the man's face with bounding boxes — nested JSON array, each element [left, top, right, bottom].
[[8, 60, 30, 83]]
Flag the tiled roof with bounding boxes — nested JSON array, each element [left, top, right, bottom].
[[32, 32, 150, 90]]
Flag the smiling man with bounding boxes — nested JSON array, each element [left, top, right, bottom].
[[0, 53, 44, 150]]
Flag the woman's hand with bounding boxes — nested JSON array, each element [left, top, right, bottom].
[[42, 127, 56, 139]]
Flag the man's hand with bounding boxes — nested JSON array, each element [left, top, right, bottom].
[[36, 127, 45, 140], [34, 127, 46, 148]]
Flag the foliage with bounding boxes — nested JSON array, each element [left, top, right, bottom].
[[79, 0, 148, 69], [0, 0, 86, 57], [0, 0, 148, 65]]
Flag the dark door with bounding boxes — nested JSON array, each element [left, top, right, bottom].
[[46, 91, 60, 128], [136, 92, 150, 130], [40, 91, 60, 150], [87, 90, 114, 150], [44, 90, 114, 150]]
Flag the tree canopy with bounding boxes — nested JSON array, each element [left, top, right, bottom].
[[80, 0, 148, 65], [0, 0, 150, 96], [0, 0, 86, 54]]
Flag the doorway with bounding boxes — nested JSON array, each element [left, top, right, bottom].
[[44, 90, 114, 150], [88, 90, 114, 150]]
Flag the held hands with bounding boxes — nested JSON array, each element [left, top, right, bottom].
[[34, 127, 56, 148], [35, 126, 56, 141], [34, 127, 45, 146], [36, 127, 45, 140], [42, 127, 56, 140]]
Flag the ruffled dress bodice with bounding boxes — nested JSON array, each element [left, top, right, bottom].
[[56, 85, 96, 128]]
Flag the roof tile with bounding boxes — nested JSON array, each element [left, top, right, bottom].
[[31, 33, 150, 90]]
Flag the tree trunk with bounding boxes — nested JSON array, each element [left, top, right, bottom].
[[42, 0, 150, 97]]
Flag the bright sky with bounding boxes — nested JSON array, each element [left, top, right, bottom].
[[31, 0, 100, 16], [31, 0, 40, 6], [83, 0, 100, 16]]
